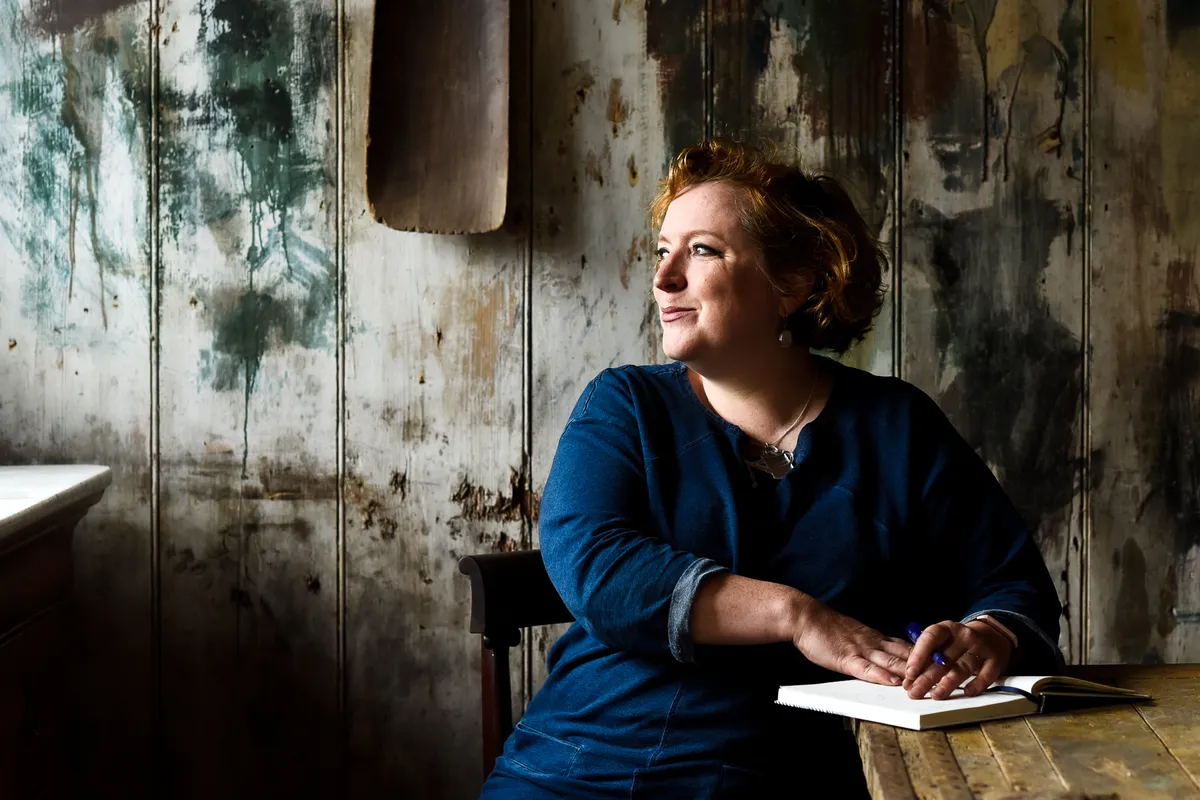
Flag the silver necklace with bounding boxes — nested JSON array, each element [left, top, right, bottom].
[[744, 377, 818, 479]]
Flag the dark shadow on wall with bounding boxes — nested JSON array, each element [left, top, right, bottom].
[[907, 169, 1082, 542]]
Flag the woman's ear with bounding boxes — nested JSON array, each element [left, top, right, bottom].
[[777, 274, 818, 318], [777, 293, 806, 319]]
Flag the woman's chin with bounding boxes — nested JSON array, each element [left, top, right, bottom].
[[661, 339, 692, 363]]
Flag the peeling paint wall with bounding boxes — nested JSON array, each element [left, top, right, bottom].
[[1, 0, 1198, 796]]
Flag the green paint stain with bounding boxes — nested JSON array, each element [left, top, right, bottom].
[[0, 1, 147, 338], [180, 0, 335, 476]]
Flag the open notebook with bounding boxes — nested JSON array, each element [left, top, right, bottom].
[[776, 675, 1151, 731]]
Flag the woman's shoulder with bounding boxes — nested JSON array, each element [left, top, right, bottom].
[[826, 358, 951, 432], [567, 362, 691, 423]]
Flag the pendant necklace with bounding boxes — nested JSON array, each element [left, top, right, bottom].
[[744, 376, 818, 480]]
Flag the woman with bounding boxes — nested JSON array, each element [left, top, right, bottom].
[[480, 139, 1063, 798]]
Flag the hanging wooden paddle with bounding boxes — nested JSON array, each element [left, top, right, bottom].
[[366, 1, 510, 234]]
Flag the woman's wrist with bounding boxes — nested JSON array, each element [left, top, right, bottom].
[[965, 619, 1013, 657], [778, 587, 816, 642]]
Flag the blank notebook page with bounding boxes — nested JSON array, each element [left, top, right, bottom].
[[776, 680, 1038, 730]]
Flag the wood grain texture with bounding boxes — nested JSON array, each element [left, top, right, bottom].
[[857, 722, 919, 800], [1130, 671, 1200, 788], [155, 0, 340, 794], [896, 728, 974, 800], [944, 727, 1011, 798], [1089, 0, 1200, 664], [980, 718, 1067, 795], [0, 1, 153, 793], [366, 0, 509, 233], [899, 0, 1085, 661], [344, 0, 529, 794], [861, 668, 1200, 799], [1027, 704, 1199, 797], [710, 0, 898, 375], [526, 0, 691, 698]]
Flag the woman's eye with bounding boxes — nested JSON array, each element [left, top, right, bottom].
[[654, 247, 669, 261], [693, 243, 718, 256]]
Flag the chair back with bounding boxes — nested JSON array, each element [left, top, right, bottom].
[[458, 550, 572, 777]]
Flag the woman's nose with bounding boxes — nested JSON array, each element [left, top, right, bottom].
[[654, 252, 686, 292]]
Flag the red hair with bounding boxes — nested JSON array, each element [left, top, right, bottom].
[[651, 138, 887, 353]]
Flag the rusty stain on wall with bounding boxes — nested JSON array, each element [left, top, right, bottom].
[[713, 1, 896, 233], [584, 145, 609, 187], [610, 0, 634, 25], [344, 471, 405, 543], [645, 0, 705, 163], [450, 464, 538, 527], [438, 274, 517, 410], [621, 233, 650, 290], [904, 3, 963, 121], [563, 61, 595, 128], [30, 0, 139, 33], [606, 77, 628, 135]]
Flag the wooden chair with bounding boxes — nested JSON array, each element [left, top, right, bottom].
[[458, 550, 573, 778]]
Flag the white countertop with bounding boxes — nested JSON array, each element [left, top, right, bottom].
[[0, 465, 113, 540]]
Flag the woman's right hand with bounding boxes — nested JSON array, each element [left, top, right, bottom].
[[788, 595, 912, 685]]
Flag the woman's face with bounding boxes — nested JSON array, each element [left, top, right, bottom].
[[654, 181, 786, 368]]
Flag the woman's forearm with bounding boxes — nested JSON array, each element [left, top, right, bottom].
[[689, 571, 813, 645]]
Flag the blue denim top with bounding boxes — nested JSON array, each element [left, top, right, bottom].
[[522, 358, 1063, 775]]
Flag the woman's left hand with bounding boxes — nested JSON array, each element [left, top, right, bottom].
[[903, 620, 1013, 700]]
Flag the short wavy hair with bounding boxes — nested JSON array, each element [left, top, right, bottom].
[[651, 138, 888, 354]]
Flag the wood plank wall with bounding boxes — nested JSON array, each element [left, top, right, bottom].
[[0, 0, 1197, 796]]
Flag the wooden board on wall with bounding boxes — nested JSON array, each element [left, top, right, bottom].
[[155, 0, 340, 793], [899, 0, 1085, 661], [710, 0, 898, 377], [526, 0, 702, 699], [342, 0, 529, 795], [0, 1, 153, 792], [1090, 0, 1200, 663]]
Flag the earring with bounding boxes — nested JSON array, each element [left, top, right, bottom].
[[778, 328, 793, 348]]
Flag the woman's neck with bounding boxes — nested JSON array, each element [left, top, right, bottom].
[[688, 350, 830, 448]]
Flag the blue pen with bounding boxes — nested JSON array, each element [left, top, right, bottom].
[[905, 622, 948, 667]]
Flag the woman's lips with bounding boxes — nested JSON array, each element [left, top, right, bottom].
[[660, 307, 694, 322]]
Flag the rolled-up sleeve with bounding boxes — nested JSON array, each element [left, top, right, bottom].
[[668, 558, 727, 662], [539, 371, 720, 660]]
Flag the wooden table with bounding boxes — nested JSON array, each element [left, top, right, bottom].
[[856, 665, 1200, 799], [0, 465, 111, 798]]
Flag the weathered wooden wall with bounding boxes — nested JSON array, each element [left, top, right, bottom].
[[0, 0, 1197, 796], [901, 0, 1087, 663]]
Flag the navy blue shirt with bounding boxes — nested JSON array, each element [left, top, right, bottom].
[[515, 358, 1062, 779]]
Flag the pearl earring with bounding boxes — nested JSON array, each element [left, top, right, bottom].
[[778, 328, 793, 348]]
